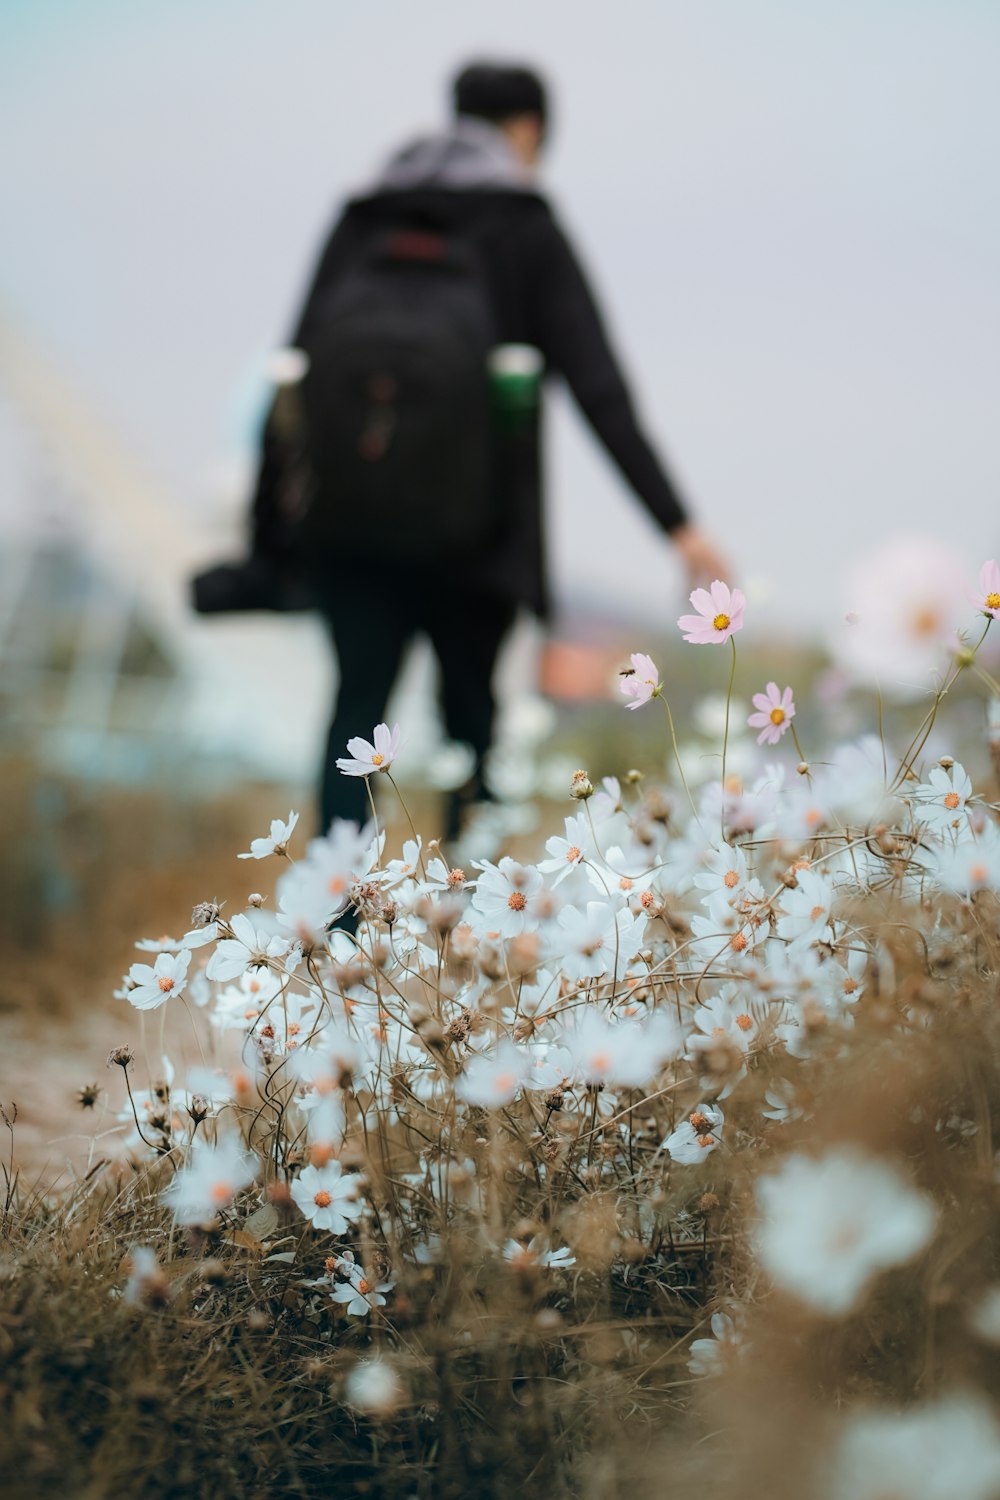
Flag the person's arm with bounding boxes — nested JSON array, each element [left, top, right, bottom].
[[527, 211, 729, 584]]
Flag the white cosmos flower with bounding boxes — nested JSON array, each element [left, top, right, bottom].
[[927, 820, 1000, 897], [563, 1011, 680, 1089], [910, 761, 974, 835], [824, 1394, 1000, 1500], [503, 1236, 576, 1270], [761, 1077, 803, 1124], [755, 1146, 936, 1316], [688, 1311, 742, 1376], [335, 722, 401, 777], [777, 869, 836, 950], [290, 1161, 365, 1233], [662, 1104, 724, 1163], [206, 913, 290, 983], [557, 901, 647, 981], [456, 1041, 528, 1107], [833, 534, 967, 700], [692, 842, 751, 920], [538, 813, 593, 886], [345, 1359, 403, 1414], [237, 810, 298, 859], [329, 1255, 394, 1318], [125, 949, 191, 1011], [690, 988, 757, 1056], [163, 1137, 258, 1224], [470, 857, 543, 939]]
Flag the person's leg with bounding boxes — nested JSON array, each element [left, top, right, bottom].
[[319, 582, 413, 832], [425, 591, 517, 839]]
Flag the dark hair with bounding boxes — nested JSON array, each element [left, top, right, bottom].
[[452, 62, 549, 129]]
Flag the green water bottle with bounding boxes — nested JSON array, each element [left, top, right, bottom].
[[488, 344, 544, 435]]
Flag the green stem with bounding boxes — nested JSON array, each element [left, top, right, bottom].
[[720, 636, 737, 841], [386, 771, 428, 880], [892, 619, 992, 790], [659, 692, 706, 836], [790, 722, 810, 776]]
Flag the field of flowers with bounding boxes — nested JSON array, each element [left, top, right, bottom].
[[4, 544, 1000, 1499]]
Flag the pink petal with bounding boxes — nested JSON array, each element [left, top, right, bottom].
[[688, 588, 714, 617]]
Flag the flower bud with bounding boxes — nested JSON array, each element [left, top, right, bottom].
[[569, 770, 593, 801]]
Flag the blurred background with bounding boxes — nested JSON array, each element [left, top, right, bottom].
[[1, 0, 998, 1167]]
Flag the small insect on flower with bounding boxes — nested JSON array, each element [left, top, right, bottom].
[[747, 682, 796, 746], [335, 723, 401, 777], [619, 652, 661, 710], [677, 580, 746, 645]]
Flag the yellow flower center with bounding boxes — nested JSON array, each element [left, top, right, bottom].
[[723, 870, 739, 889], [712, 612, 731, 632], [508, 891, 527, 911], [943, 791, 960, 809], [809, 904, 826, 921], [157, 976, 175, 992], [735, 1013, 753, 1032], [565, 846, 581, 862], [371, 752, 384, 767], [730, 932, 748, 952], [210, 1180, 232, 1206], [769, 707, 785, 725], [313, 1190, 333, 1208], [986, 593, 1000, 609]]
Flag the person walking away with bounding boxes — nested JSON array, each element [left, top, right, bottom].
[[248, 61, 730, 839]]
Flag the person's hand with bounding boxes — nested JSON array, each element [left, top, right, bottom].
[[670, 524, 733, 590]]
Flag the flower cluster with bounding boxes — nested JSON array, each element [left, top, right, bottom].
[[103, 556, 1000, 1471]]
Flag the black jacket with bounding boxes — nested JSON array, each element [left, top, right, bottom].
[[252, 187, 688, 617]]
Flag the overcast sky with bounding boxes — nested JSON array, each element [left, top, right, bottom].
[[2, 0, 998, 635]]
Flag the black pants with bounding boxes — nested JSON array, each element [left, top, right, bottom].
[[318, 575, 516, 834]]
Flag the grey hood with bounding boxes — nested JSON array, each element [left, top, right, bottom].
[[375, 116, 534, 192]]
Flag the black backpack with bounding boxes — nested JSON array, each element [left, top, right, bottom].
[[293, 224, 498, 566]]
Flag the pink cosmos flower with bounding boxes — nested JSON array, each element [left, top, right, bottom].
[[620, 652, 661, 710], [975, 560, 1000, 620], [747, 682, 795, 746], [678, 581, 746, 645], [336, 723, 401, 777]]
